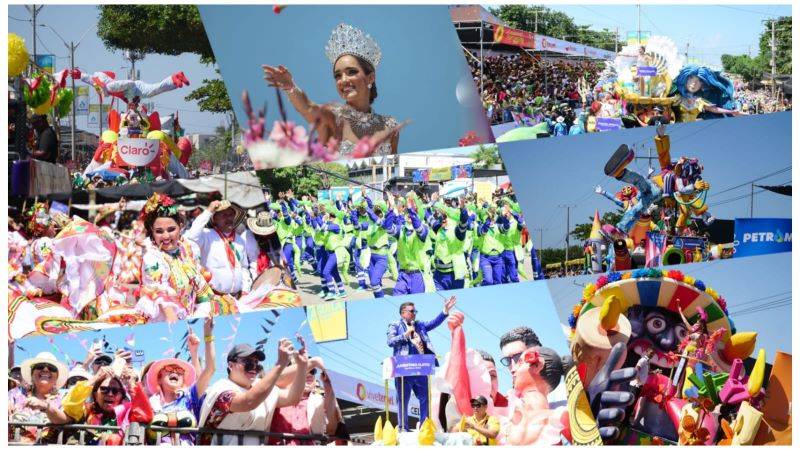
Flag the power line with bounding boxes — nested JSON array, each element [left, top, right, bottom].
[[9, 16, 30, 22], [716, 5, 785, 17], [707, 166, 792, 198], [317, 345, 383, 379]]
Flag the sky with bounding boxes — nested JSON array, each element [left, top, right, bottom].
[[528, 4, 792, 67], [545, 251, 792, 362], [499, 112, 792, 250], [198, 5, 493, 154], [12, 281, 567, 399], [9, 5, 225, 136]]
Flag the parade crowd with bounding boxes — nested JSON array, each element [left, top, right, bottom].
[[9, 319, 347, 445]]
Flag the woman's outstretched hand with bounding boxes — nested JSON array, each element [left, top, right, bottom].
[[263, 65, 295, 91]]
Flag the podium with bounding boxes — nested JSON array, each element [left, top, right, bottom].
[[383, 354, 436, 430]]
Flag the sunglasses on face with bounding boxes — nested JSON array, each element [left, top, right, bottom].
[[500, 352, 524, 367], [471, 403, 486, 409], [161, 366, 185, 377], [32, 363, 58, 373], [403, 309, 418, 314], [98, 386, 123, 396], [235, 358, 263, 373]]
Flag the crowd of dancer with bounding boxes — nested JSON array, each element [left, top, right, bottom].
[[262, 186, 537, 299]]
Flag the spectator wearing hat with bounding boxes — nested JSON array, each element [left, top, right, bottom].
[[452, 395, 500, 445], [185, 199, 253, 296], [9, 352, 68, 444], [244, 210, 286, 282], [62, 365, 92, 393], [197, 338, 308, 445], [146, 317, 215, 444]]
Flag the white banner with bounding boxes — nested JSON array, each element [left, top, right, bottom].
[[326, 369, 421, 418], [535, 34, 616, 60], [117, 137, 160, 166]]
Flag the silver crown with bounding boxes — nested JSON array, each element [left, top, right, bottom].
[[325, 23, 382, 69]]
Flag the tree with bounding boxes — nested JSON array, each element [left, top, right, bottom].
[[489, 5, 623, 52], [96, 5, 231, 114], [470, 145, 503, 169], [721, 54, 767, 84], [570, 210, 623, 241], [188, 124, 232, 169], [257, 163, 350, 197], [758, 16, 791, 75]]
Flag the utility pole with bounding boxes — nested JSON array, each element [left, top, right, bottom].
[[534, 8, 539, 33], [559, 204, 576, 273], [637, 3, 641, 45], [770, 19, 776, 101], [26, 5, 44, 64], [615, 27, 619, 53], [750, 183, 754, 218], [69, 42, 77, 161], [685, 42, 689, 62], [42, 23, 91, 162]]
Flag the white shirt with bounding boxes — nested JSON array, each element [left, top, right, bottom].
[[184, 210, 252, 294], [199, 378, 280, 446]]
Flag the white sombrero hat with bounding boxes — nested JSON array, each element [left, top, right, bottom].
[[20, 352, 69, 389], [247, 211, 277, 236]]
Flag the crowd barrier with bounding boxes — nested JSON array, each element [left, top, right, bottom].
[[9, 421, 333, 446]]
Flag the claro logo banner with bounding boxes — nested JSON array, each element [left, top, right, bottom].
[[117, 138, 160, 166]]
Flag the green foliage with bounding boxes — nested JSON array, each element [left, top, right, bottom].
[[758, 16, 791, 75], [96, 5, 231, 114], [470, 144, 503, 169], [571, 210, 623, 241], [721, 54, 767, 83], [490, 5, 623, 52], [257, 163, 350, 197], [96, 5, 214, 61], [184, 77, 232, 114], [538, 245, 586, 267]]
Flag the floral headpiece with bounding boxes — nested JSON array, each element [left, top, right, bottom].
[[139, 193, 178, 222]]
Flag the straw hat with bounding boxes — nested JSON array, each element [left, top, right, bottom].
[[247, 211, 277, 236], [209, 200, 246, 229], [145, 358, 197, 395], [21, 352, 68, 389]]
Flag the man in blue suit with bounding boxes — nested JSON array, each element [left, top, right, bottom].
[[387, 296, 457, 430]]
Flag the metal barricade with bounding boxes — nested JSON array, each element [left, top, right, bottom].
[[9, 421, 334, 446]]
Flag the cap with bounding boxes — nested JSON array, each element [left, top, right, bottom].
[[227, 344, 266, 362], [471, 395, 488, 407], [92, 354, 113, 366]]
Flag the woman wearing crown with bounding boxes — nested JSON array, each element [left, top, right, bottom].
[[263, 23, 401, 156]]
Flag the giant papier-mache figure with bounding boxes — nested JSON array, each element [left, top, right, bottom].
[[613, 36, 741, 123], [604, 124, 714, 238], [568, 269, 771, 445]]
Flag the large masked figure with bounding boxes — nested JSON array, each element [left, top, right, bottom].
[[569, 269, 758, 444]]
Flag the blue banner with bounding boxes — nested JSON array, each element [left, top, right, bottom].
[[637, 66, 658, 77], [733, 218, 792, 258], [671, 236, 706, 251], [596, 117, 622, 132], [392, 354, 436, 377]]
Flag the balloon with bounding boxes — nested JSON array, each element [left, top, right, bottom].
[[8, 33, 29, 78]]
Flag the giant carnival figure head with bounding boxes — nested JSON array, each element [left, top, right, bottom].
[[673, 65, 736, 111], [674, 157, 703, 183], [569, 269, 756, 374]]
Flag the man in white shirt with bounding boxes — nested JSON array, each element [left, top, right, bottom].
[[197, 339, 308, 445], [184, 200, 252, 296]]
